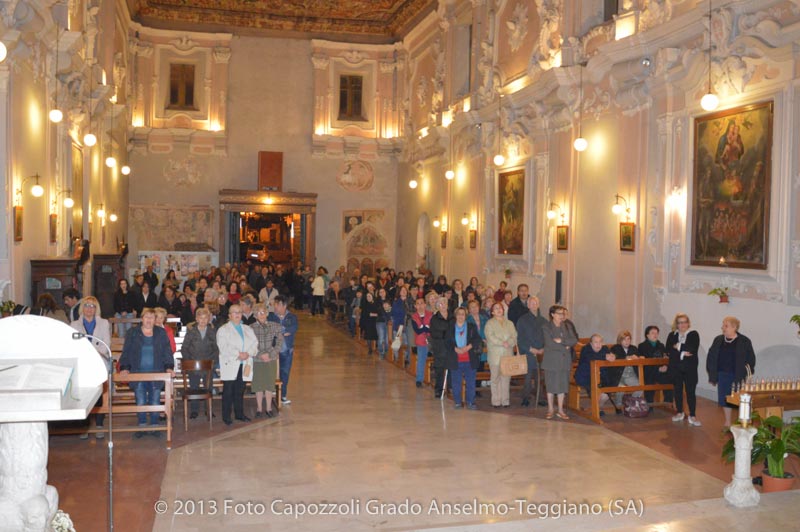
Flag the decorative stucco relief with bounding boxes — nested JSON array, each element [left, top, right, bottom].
[[336, 160, 374, 191], [431, 37, 445, 113], [416, 75, 428, 107], [531, 0, 563, 71], [130, 205, 214, 251], [505, 2, 529, 53]]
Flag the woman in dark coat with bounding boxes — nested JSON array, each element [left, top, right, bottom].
[[667, 313, 701, 427], [360, 292, 380, 355], [113, 278, 137, 338], [429, 298, 454, 399], [444, 307, 483, 409], [706, 316, 756, 427], [638, 325, 672, 404], [573, 334, 616, 415], [157, 284, 183, 317]]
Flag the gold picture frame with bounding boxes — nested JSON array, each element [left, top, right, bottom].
[[556, 225, 568, 250], [469, 229, 477, 249], [440, 230, 447, 249], [619, 222, 635, 251], [49, 214, 57, 243], [13, 206, 22, 242]]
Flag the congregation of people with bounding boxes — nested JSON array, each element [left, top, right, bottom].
[[15, 259, 756, 435]]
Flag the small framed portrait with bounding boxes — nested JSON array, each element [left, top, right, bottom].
[[49, 214, 57, 243], [556, 225, 568, 250], [13, 206, 22, 242], [440, 230, 447, 249], [619, 222, 635, 251], [469, 229, 477, 249]]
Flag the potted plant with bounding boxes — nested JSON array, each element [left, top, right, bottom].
[[722, 414, 800, 493], [504, 268, 512, 279], [0, 300, 15, 317], [791, 315, 800, 335], [708, 287, 729, 303]]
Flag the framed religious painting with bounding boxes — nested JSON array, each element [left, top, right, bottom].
[[619, 222, 635, 251], [692, 101, 773, 269], [440, 230, 447, 249], [497, 169, 525, 255], [49, 214, 57, 243], [469, 229, 477, 249], [556, 225, 568, 250]]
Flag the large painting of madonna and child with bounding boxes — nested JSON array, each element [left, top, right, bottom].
[[498, 169, 524, 255], [692, 101, 772, 269]]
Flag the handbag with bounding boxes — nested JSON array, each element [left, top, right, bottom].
[[500, 347, 528, 377], [391, 325, 404, 351], [622, 394, 649, 418]]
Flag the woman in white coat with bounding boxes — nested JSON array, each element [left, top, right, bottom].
[[216, 303, 258, 426]]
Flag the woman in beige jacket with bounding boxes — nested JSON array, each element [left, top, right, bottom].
[[484, 302, 517, 407]]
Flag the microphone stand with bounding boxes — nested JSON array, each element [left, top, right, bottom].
[[72, 332, 114, 532]]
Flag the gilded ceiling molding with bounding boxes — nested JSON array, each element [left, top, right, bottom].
[[135, 0, 437, 41]]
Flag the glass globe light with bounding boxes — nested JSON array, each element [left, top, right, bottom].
[[611, 203, 624, 215], [409, 179, 418, 189], [105, 156, 116, 168], [493, 154, 505, 167], [121, 165, 131, 176], [700, 92, 719, 112], [31, 183, 44, 197], [63, 196, 74, 208], [49, 109, 63, 123], [83, 133, 97, 147], [573, 137, 588, 152], [445, 169, 455, 180]]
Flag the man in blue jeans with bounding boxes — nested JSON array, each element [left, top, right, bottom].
[[269, 295, 298, 405]]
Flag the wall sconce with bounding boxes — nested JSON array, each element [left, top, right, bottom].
[[460, 213, 469, 226], [121, 165, 131, 176], [546, 203, 566, 224], [445, 169, 455, 180], [0, 42, 7, 63], [96, 203, 106, 218], [109, 213, 118, 223], [432, 216, 441, 228], [700, 0, 719, 112], [611, 194, 631, 219], [52, 189, 74, 210], [16, 174, 44, 202], [408, 178, 418, 189]]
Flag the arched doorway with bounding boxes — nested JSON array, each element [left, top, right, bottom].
[[416, 213, 432, 275]]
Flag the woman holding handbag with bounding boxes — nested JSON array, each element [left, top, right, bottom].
[[484, 302, 517, 408], [542, 305, 577, 420]]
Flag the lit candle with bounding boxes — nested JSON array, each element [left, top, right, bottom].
[[739, 393, 752, 425]]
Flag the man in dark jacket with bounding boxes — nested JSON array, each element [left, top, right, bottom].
[[507, 283, 530, 325], [516, 295, 547, 406]]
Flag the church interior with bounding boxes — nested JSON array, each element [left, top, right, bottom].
[[2, 0, 800, 531]]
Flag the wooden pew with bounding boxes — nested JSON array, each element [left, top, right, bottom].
[[574, 357, 673, 424]]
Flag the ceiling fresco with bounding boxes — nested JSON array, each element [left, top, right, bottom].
[[131, 0, 437, 41]]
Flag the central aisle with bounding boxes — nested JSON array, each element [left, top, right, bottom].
[[154, 315, 725, 531]]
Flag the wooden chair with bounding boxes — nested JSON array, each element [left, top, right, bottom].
[[180, 359, 215, 431]]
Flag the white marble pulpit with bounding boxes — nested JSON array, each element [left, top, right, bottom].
[[0, 316, 106, 532]]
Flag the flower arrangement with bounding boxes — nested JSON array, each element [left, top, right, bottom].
[[51, 510, 76, 532]]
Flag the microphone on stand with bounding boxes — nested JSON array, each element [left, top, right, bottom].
[[71, 331, 115, 532]]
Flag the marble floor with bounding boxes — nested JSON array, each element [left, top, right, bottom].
[[147, 316, 795, 532]]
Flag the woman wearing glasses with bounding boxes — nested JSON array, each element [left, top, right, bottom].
[[667, 313, 702, 427]]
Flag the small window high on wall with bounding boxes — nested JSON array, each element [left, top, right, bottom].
[[603, 0, 619, 22], [168, 64, 196, 110], [339, 75, 365, 121]]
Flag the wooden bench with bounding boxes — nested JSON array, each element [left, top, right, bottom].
[[87, 372, 175, 447], [571, 357, 674, 424]]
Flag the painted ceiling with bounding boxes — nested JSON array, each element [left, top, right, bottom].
[[131, 0, 437, 41]]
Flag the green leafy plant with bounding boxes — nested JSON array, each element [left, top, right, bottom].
[[708, 287, 729, 298], [0, 300, 16, 314], [504, 268, 512, 277], [722, 414, 800, 479], [790, 315, 800, 331]]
